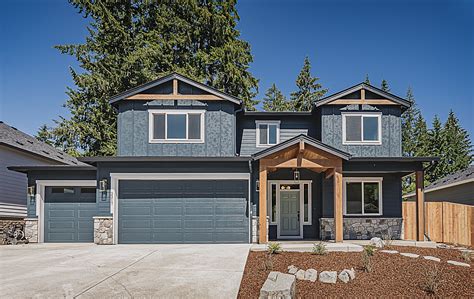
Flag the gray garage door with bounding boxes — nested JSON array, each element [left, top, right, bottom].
[[44, 186, 97, 243], [118, 180, 249, 244]]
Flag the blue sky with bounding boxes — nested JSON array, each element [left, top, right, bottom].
[[1, 0, 473, 141]]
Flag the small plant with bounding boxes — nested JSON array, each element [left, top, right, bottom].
[[267, 242, 282, 254], [262, 253, 274, 271], [312, 241, 327, 255], [422, 265, 443, 295], [361, 245, 376, 272], [460, 251, 472, 262], [382, 233, 394, 247]]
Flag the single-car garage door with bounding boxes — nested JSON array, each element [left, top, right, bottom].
[[118, 180, 249, 244], [44, 186, 97, 242]]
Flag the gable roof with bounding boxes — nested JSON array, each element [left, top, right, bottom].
[[252, 134, 351, 160], [109, 72, 242, 105], [403, 165, 474, 198], [0, 121, 84, 165], [315, 82, 411, 108]]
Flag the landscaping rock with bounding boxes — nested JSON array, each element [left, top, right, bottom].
[[260, 271, 296, 299], [380, 250, 398, 254], [340, 268, 355, 280], [369, 237, 384, 248], [288, 265, 298, 275], [423, 256, 441, 262], [304, 269, 318, 282], [436, 244, 450, 249], [447, 260, 471, 267], [319, 271, 337, 284], [295, 269, 305, 280], [400, 253, 419, 258], [338, 271, 350, 283]]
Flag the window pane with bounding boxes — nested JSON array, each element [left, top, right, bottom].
[[364, 182, 380, 214], [167, 114, 186, 139], [345, 116, 362, 141], [304, 184, 309, 222], [52, 187, 75, 194], [271, 184, 277, 222], [363, 117, 379, 141], [259, 124, 268, 145], [346, 182, 362, 214], [188, 113, 201, 140], [81, 187, 96, 194], [268, 125, 277, 144], [153, 114, 165, 139]]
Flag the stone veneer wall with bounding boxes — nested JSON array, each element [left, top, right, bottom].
[[320, 217, 403, 240], [252, 215, 269, 243], [94, 216, 113, 245], [0, 218, 26, 241], [24, 218, 38, 242]]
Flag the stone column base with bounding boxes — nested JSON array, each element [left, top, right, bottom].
[[93, 216, 113, 245], [320, 217, 403, 240], [24, 218, 38, 243], [251, 216, 258, 243]]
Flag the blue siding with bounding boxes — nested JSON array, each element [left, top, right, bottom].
[[117, 100, 236, 157]]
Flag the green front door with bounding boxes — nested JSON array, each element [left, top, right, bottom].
[[279, 190, 300, 237]]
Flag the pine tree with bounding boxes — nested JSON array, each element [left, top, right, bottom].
[[36, 124, 53, 146], [290, 57, 327, 111], [381, 79, 390, 92], [426, 115, 444, 182], [47, 0, 259, 156], [364, 74, 370, 84], [440, 110, 473, 176], [401, 87, 419, 157], [262, 84, 291, 112]]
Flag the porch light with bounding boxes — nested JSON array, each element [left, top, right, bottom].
[[27, 186, 35, 204], [99, 179, 108, 192], [294, 170, 300, 181], [256, 179, 260, 192]]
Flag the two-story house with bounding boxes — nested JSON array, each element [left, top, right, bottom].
[[9, 73, 436, 244]]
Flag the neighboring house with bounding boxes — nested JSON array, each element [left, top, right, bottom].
[[9, 73, 437, 244], [403, 165, 474, 206], [0, 121, 83, 219]]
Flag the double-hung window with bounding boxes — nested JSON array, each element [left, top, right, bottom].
[[343, 177, 382, 216], [149, 110, 204, 143], [342, 113, 381, 145], [256, 121, 280, 147]]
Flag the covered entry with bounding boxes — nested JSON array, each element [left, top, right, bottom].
[[113, 174, 250, 244]]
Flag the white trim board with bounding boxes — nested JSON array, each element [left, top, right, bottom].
[[255, 120, 281, 148], [109, 173, 252, 245], [148, 109, 205, 144], [342, 112, 382, 145], [35, 180, 96, 243]]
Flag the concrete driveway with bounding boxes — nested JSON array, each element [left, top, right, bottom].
[[0, 243, 250, 298]]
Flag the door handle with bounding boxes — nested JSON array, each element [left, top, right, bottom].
[[297, 211, 300, 222]]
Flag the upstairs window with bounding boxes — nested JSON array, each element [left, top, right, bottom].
[[342, 113, 381, 145], [256, 121, 280, 147], [149, 110, 204, 143]]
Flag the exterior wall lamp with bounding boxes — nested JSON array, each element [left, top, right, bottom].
[[27, 186, 35, 204], [99, 179, 108, 192], [294, 170, 300, 181]]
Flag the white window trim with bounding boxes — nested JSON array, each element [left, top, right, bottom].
[[343, 177, 383, 216], [267, 180, 312, 230], [148, 109, 205, 143], [256, 120, 280, 148], [342, 112, 382, 145]]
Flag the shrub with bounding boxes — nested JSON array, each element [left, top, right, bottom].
[[262, 253, 274, 271], [460, 251, 472, 262], [382, 234, 394, 247], [267, 242, 282, 254], [363, 244, 376, 256], [312, 242, 327, 255], [422, 265, 443, 295], [361, 245, 376, 272]]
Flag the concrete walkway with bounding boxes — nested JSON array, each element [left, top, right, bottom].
[[0, 243, 250, 299]]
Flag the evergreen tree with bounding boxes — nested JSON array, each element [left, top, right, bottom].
[[290, 56, 327, 111], [401, 87, 419, 157], [262, 84, 291, 112], [36, 124, 53, 146], [440, 110, 473, 176], [381, 79, 390, 92], [45, 0, 259, 156], [364, 74, 370, 84], [426, 115, 444, 182]]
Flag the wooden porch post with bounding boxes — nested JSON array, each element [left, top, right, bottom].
[[415, 170, 425, 241], [259, 163, 268, 244], [334, 168, 343, 242]]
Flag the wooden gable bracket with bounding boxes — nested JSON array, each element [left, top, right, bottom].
[[325, 168, 336, 179], [173, 78, 178, 95]]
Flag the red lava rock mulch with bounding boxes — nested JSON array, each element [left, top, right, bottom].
[[238, 246, 474, 298]]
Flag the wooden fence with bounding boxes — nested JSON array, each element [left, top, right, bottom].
[[402, 201, 474, 246]]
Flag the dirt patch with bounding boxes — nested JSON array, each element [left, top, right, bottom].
[[238, 246, 474, 298]]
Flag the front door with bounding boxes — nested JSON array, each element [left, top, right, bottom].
[[279, 190, 300, 237]]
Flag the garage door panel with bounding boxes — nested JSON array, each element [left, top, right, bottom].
[[48, 220, 75, 230], [49, 209, 75, 218], [118, 179, 249, 244], [121, 206, 152, 216], [48, 232, 75, 242]]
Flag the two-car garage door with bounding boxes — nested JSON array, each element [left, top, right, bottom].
[[118, 180, 249, 244]]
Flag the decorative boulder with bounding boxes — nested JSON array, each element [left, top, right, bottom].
[[319, 271, 337, 284], [369, 237, 384, 248], [260, 271, 296, 299], [288, 265, 298, 275], [338, 271, 350, 283], [340, 268, 356, 281], [304, 269, 318, 282], [295, 269, 305, 280]]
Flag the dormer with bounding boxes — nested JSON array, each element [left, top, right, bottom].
[[315, 83, 411, 157]]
